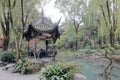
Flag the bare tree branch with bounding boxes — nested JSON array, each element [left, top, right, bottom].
[[12, 0, 17, 8], [106, 0, 111, 24], [24, 9, 31, 25]]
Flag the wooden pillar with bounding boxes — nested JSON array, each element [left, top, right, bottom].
[[45, 40, 48, 51]]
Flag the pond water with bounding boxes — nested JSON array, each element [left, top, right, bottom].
[[67, 58, 120, 80]]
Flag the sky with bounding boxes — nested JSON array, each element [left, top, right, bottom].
[[41, 0, 89, 24], [41, 0, 65, 23]]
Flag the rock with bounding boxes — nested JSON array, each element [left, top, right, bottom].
[[3, 63, 15, 71], [0, 61, 7, 67], [95, 52, 102, 56], [73, 74, 87, 80], [0, 61, 3, 63], [40, 67, 46, 73]]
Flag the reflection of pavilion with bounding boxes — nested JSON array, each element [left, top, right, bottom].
[[23, 11, 60, 58]]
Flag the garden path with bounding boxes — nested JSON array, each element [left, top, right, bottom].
[[0, 67, 40, 80]]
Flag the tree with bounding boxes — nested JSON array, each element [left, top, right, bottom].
[[11, 0, 49, 60], [56, 22, 76, 49], [0, 0, 50, 59], [81, 0, 100, 48], [55, 0, 87, 50], [0, 0, 16, 50], [98, 0, 120, 47]]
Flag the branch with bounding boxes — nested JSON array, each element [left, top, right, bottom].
[[78, 20, 82, 25], [21, 0, 24, 28], [1, 19, 6, 37], [62, 1, 81, 32], [12, 0, 17, 8], [24, 9, 31, 25], [99, 4, 110, 31], [112, 0, 117, 32], [63, 4, 73, 21], [106, 0, 111, 24]]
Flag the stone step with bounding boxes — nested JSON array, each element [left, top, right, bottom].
[[73, 74, 87, 80]]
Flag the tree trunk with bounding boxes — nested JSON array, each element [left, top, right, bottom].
[[75, 29, 78, 50], [75, 36, 78, 50], [1, 13, 10, 51], [109, 28, 115, 48], [3, 36, 9, 50]]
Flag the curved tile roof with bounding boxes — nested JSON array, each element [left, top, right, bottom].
[[23, 11, 60, 41], [31, 10, 61, 32]]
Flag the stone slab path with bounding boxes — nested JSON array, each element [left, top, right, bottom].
[[0, 67, 40, 80]]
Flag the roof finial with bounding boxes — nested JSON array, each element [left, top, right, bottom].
[[56, 17, 61, 26]]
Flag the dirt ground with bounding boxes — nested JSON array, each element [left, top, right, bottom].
[[0, 66, 40, 80]]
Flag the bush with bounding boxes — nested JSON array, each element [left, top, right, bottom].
[[40, 62, 80, 80], [0, 51, 16, 63], [85, 49, 92, 54], [114, 44, 120, 49], [58, 61, 81, 79], [14, 58, 33, 74], [40, 64, 70, 80]]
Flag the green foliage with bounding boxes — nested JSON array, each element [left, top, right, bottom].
[[114, 44, 120, 49], [58, 61, 81, 79], [85, 49, 94, 54], [77, 49, 97, 54], [0, 51, 16, 63], [56, 26, 77, 49], [40, 49, 80, 80], [55, 0, 120, 49], [40, 64, 70, 80], [14, 58, 33, 74], [57, 49, 76, 62]]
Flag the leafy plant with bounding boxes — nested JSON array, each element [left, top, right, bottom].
[[58, 61, 81, 79], [0, 51, 16, 63], [14, 58, 33, 74], [40, 64, 70, 80], [40, 62, 80, 80]]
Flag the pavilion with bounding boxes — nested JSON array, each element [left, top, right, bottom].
[[23, 11, 61, 58]]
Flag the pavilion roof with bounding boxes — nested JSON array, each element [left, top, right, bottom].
[[31, 11, 61, 32], [23, 11, 61, 41]]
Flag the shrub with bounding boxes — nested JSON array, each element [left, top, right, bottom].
[[40, 62, 80, 80], [0, 51, 16, 63], [85, 49, 96, 54], [114, 44, 120, 49], [40, 64, 70, 80], [58, 61, 81, 79], [14, 58, 33, 74]]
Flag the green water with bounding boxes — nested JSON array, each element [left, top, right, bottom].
[[67, 58, 120, 80], [80, 59, 102, 80]]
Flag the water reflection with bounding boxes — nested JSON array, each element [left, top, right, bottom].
[[100, 61, 112, 80], [100, 62, 120, 80], [99, 49, 120, 80], [65, 57, 120, 80], [78, 58, 120, 80]]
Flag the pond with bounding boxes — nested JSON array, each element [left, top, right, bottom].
[[67, 58, 120, 80]]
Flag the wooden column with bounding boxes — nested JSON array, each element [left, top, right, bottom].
[[45, 40, 48, 51]]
